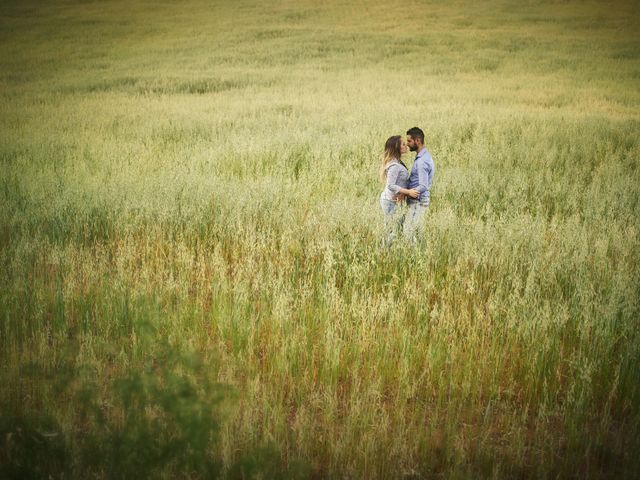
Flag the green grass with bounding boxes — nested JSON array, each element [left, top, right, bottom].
[[1, 0, 639, 478]]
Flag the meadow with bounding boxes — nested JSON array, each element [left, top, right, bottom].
[[1, 0, 639, 477]]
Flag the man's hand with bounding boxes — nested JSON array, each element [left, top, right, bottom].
[[396, 193, 406, 203]]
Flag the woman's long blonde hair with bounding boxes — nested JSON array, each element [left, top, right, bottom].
[[379, 135, 405, 182]]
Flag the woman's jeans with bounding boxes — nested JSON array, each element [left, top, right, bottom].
[[380, 198, 404, 246]]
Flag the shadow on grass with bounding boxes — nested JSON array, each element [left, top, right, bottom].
[[1, 339, 307, 479]]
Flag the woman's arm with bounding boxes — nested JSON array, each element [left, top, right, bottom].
[[398, 187, 419, 198], [386, 164, 418, 199], [385, 164, 401, 195]]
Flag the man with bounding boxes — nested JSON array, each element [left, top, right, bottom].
[[403, 127, 435, 242]]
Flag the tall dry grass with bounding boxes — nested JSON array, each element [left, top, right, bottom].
[[1, 0, 639, 477]]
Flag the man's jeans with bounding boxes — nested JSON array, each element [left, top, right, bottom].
[[403, 200, 429, 243], [380, 198, 404, 246]]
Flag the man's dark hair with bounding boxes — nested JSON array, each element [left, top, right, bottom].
[[406, 127, 425, 143]]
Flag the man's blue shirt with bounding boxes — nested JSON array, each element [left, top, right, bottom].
[[407, 147, 435, 204]]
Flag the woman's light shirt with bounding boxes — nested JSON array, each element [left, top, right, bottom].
[[381, 160, 409, 201]]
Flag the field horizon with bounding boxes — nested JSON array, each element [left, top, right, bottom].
[[1, 0, 639, 478]]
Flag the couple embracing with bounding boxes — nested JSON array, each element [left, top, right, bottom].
[[379, 127, 435, 246]]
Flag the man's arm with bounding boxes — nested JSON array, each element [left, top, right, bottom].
[[415, 159, 430, 195]]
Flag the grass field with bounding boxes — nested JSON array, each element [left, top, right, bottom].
[[1, 0, 639, 478]]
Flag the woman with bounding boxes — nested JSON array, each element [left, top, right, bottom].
[[379, 135, 417, 245]]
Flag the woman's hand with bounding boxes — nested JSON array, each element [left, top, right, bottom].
[[400, 188, 420, 199], [396, 193, 406, 203]]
